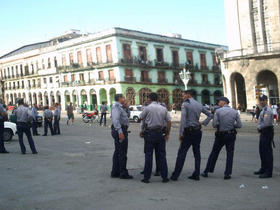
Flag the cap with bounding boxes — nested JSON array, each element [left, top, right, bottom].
[[259, 95, 268, 101], [217, 96, 230, 104]]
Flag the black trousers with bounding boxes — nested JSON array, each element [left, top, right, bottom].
[[111, 128, 129, 177], [204, 133, 236, 176], [259, 132, 273, 176], [100, 113, 107, 126], [172, 129, 202, 178], [144, 137, 160, 173], [17, 123, 37, 153], [53, 116, 60, 134], [44, 119, 54, 135], [0, 122, 7, 152], [32, 121, 39, 135], [144, 130, 168, 180]]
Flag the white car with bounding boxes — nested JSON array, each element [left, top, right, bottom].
[[129, 105, 142, 123], [4, 121, 17, 141]]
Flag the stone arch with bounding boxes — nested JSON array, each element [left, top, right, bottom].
[[50, 91, 55, 106], [99, 88, 107, 104], [213, 90, 222, 103], [32, 92, 37, 105], [139, 88, 152, 105], [56, 91, 61, 104], [80, 89, 88, 106], [172, 89, 183, 109], [44, 91, 49, 106], [109, 88, 116, 105], [126, 87, 136, 105], [64, 90, 71, 107], [157, 88, 170, 109], [38, 92, 43, 106], [72, 89, 78, 106], [230, 72, 247, 110], [201, 89, 210, 105], [256, 70, 279, 105], [90, 89, 97, 110]]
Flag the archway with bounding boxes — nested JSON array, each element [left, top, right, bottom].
[[44, 91, 48, 106], [38, 92, 43, 106], [256, 70, 279, 105], [99, 88, 107, 104], [157, 88, 169, 109], [72, 90, 78, 107], [50, 91, 55, 106], [126, 87, 136, 105], [213, 90, 222, 104], [172, 89, 183, 109], [22, 93, 26, 104], [201, 89, 210, 105], [14, 93, 18, 104], [139, 88, 152, 105], [109, 88, 116, 105], [65, 90, 70, 107], [33, 93, 37, 105], [230, 73, 247, 109], [56, 91, 61, 104], [81, 89, 88, 107], [90, 89, 97, 110]]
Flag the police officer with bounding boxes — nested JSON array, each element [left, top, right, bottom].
[[14, 99, 38, 154], [53, 103, 61, 135], [171, 90, 212, 181], [111, 94, 133, 179], [99, 101, 108, 126], [0, 99, 9, 154], [140, 93, 171, 183], [43, 106, 54, 136], [201, 97, 242, 180], [254, 95, 274, 178], [31, 104, 40, 136]]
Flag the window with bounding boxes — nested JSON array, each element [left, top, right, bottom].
[[62, 55, 66, 66], [96, 47, 102, 64], [42, 59, 45, 69], [49, 77, 53, 83], [79, 73, 84, 81], [108, 70, 115, 81], [31, 63, 34, 74], [172, 50, 179, 66], [43, 78, 47, 84], [71, 74, 76, 82], [32, 79, 36, 87], [20, 65, 23, 75], [141, 71, 149, 82], [98, 71, 104, 80], [17, 81, 20, 88], [64, 75, 68, 82], [123, 44, 131, 61], [36, 61, 39, 70], [156, 48, 163, 62], [11, 66, 14, 78], [69, 53, 74, 65], [15, 66, 18, 75], [200, 53, 207, 69], [54, 57, 57, 67], [173, 72, 180, 83], [139, 46, 147, 61], [106, 45, 113, 63], [202, 74, 209, 84], [86, 49, 92, 65], [212, 54, 218, 67], [22, 81, 24, 88], [77, 51, 82, 66], [125, 69, 133, 82], [158, 71, 166, 83], [186, 51, 193, 66], [28, 80, 31, 88], [47, 58, 51, 68], [214, 75, 220, 85]]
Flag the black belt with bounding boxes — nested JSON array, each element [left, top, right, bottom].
[[184, 126, 201, 133], [146, 127, 163, 133], [217, 129, 237, 135], [111, 125, 128, 130]]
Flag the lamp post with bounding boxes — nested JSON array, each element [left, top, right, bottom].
[[179, 68, 192, 90]]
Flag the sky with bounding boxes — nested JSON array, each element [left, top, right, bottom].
[[0, 0, 226, 57]]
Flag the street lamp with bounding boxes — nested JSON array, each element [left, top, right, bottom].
[[179, 68, 192, 90]]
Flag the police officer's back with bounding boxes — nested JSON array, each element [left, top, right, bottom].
[[0, 99, 9, 153], [43, 106, 54, 136], [53, 103, 61, 135]]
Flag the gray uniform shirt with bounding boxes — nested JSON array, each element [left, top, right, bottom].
[[0, 104, 6, 120], [111, 102, 129, 134], [258, 105, 273, 130], [213, 105, 242, 131], [14, 105, 33, 123], [54, 107, 61, 118], [43, 109, 53, 119], [100, 104, 108, 114], [180, 98, 213, 135], [140, 102, 171, 129]]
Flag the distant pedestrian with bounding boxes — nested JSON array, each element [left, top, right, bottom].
[[14, 99, 38, 154], [256, 106, 261, 120], [271, 104, 278, 124], [251, 106, 257, 122], [0, 99, 9, 154], [31, 104, 40, 136], [66, 102, 74, 125], [53, 103, 61, 135], [100, 101, 108, 126], [43, 106, 54, 136]]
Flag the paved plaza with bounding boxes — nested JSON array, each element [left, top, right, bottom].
[[0, 114, 279, 210]]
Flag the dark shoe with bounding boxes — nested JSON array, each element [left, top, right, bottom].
[[170, 176, 178, 181], [188, 175, 200, 181], [42, 134, 47, 136], [120, 175, 133, 179], [32, 151, 38, 154], [141, 179, 150, 183], [111, 174, 120, 178], [224, 175, 231, 180], [201, 172, 208, 177], [21, 152, 26, 155], [140, 171, 144, 174], [254, 170, 265, 175], [154, 172, 160, 176], [259, 174, 272, 179], [162, 178, 169, 183], [0, 150, 9, 154]]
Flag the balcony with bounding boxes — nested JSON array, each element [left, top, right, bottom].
[[200, 66, 209, 71], [106, 78, 116, 84], [212, 66, 220, 72], [124, 76, 136, 82], [95, 80, 105, 85], [140, 78, 152, 83], [155, 60, 169, 68], [201, 80, 210, 85], [120, 58, 133, 64], [158, 79, 168, 84]]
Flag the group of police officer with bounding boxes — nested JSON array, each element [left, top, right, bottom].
[[110, 91, 275, 183]]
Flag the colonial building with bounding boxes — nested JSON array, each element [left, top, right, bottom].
[[220, 0, 280, 110], [0, 28, 225, 110]]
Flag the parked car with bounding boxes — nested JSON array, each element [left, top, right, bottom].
[[129, 105, 142, 123], [4, 121, 17, 141], [9, 114, 42, 127]]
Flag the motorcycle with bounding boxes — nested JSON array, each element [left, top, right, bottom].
[[82, 111, 99, 123]]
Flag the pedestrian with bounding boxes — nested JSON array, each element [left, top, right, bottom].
[[256, 105, 261, 120], [111, 94, 133, 180], [254, 95, 274, 178], [43, 106, 54, 136], [0, 99, 9, 154], [139, 93, 171, 183], [66, 102, 74, 125], [53, 103, 61, 135], [99, 101, 108, 126], [201, 97, 242, 180], [251, 106, 257, 122], [271, 104, 278, 124], [170, 90, 212, 181], [31, 104, 40, 136], [14, 99, 38, 154]]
